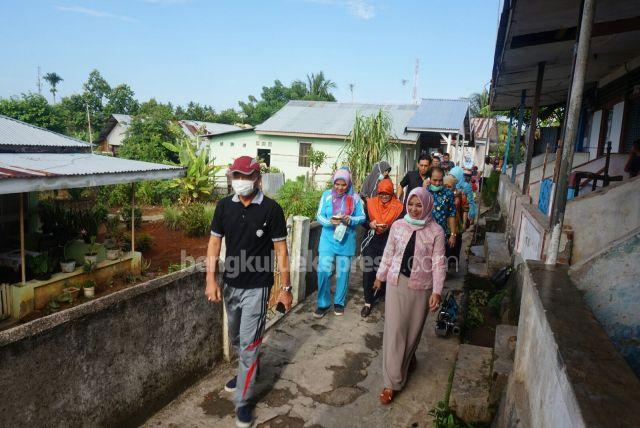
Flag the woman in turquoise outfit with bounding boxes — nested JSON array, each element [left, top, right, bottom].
[[315, 168, 366, 317], [449, 166, 477, 221]]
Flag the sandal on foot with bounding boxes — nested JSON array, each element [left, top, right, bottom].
[[379, 388, 395, 405]]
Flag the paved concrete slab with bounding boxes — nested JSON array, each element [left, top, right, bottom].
[[490, 325, 518, 404], [449, 344, 493, 423], [143, 267, 465, 427], [470, 245, 485, 259], [468, 261, 489, 278], [484, 232, 510, 276]]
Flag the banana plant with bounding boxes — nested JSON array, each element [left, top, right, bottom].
[[163, 135, 222, 204]]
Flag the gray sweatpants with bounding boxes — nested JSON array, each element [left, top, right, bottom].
[[224, 285, 270, 408]]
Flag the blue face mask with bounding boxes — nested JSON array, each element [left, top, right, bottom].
[[378, 174, 384, 180], [429, 184, 442, 192], [404, 214, 426, 226]]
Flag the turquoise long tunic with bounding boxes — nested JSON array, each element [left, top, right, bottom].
[[316, 189, 366, 256]]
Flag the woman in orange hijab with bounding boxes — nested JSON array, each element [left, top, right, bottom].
[[360, 178, 404, 317]]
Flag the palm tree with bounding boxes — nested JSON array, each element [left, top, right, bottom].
[[43, 72, 63, 104], [469, 88, 494, 118], [306, 72, 337, 101]]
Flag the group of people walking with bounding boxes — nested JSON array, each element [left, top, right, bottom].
[[206, 154, 477, 427], [313, 153, 476, 405]]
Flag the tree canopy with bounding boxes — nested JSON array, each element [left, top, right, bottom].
[[0, 69, 338, 161]]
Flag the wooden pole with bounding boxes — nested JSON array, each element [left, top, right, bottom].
[[522, 62, 546, 195], [502, 110, 514, 174], [547, 0, 596, 265], [511, 90, 527, 183], [131, 183, 135, 252], [19, 193, 26, 284]]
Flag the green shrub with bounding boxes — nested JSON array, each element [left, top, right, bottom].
[[275, 179, 323, 219], [179, 203, 211, 237], [163, 206, 182, 230], [121, 205, 142, 228], [465, 290, 490, 329], [481, 170, 500, 206], [122, 232, 153, 252]]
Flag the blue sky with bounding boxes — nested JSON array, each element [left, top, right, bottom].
[[0, 0, 501, 110]]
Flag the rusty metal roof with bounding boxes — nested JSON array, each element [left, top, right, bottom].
[[0, 114, 91, 149], [471, 117, 499, 142]]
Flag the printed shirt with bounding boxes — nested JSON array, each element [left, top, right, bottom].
[[429, 188, 456, 236]]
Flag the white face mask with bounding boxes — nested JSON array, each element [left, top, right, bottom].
[[231, 179, 255, 196]]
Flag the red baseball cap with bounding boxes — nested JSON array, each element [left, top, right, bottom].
[[229, 156, 260, 175]]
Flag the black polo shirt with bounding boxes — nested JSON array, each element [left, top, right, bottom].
[[210, 190, 287, 289], [400, 170, 430, 200]]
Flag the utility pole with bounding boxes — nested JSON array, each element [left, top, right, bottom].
[[36, 66, 42, 95], [412, 58, 419, 104], [86, 103, 93, 153], [349, 83, 355, 103]]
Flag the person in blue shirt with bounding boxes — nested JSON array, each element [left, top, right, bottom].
[[449, 166, 477, 222], [315, 168, 366, 317]]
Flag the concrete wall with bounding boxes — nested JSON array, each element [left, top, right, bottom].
[[564, 175, 640, 264], [0, 267, 224, 427], [570, 229, 640, 377], [496, 261, 640, 428]]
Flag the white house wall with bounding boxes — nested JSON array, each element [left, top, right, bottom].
[[206, 131, 410, 188], [106, 124, 128, 147]]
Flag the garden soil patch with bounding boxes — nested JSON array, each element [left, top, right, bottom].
[[140, 221, 209, 274]]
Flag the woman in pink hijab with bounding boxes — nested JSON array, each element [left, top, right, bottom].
[[373, 187, 446, 405]]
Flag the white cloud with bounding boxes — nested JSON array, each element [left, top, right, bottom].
[[305, 0, 376, 20], [55, 5, 138, 23]]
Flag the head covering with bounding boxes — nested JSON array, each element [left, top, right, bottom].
[[449, 166, 465, 190], [366, 179, 403, 234], [331, 168, 355, 215], [360, 161, 391, 198], [443, 175, 457, 189], [229, 156, 260, 175], [404, 187, 434, 229]]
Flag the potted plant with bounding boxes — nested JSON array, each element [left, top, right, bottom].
[[84, 236, 99, 265], [29, 252, 51, 281], [104, 239, 120, 261], [83, 279, 96, 298], [60, 242, 76, 273], [62, 281, 80, 299]]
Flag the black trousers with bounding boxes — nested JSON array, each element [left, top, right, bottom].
[[445, 234, 463, 270], [362, 235, 386, 305]]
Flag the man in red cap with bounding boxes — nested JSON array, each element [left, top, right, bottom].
[[206, 156, 292, 427]]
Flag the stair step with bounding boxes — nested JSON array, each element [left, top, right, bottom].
[[470, 245, 485, 258], [490, 325, 518, 404], [484, 232, 510, 276], [468, 261, 489, 278], [450, 344, 493, 423]]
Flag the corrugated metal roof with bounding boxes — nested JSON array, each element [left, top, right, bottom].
[[254, 101, 420, 143], [0, 115, 90, 149], [0, 153, 180, 178], [0, 153, 184, 194], [471, 117, 498, 141], [111, 114, 131, 125], [405, 98, 470, 133], [179, 120, 252, 138]]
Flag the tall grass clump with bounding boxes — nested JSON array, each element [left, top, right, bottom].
[[341, 109, 395, 188]]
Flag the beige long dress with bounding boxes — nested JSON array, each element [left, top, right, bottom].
[[382, 273, 431, 390]]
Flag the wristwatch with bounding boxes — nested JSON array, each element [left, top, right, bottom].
[[281, 285, 292, 292]]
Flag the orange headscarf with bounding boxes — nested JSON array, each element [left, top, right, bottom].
[[366, 179, 404, 234]]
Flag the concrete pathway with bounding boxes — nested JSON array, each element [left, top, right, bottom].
[[145, 251, 467, 427]]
